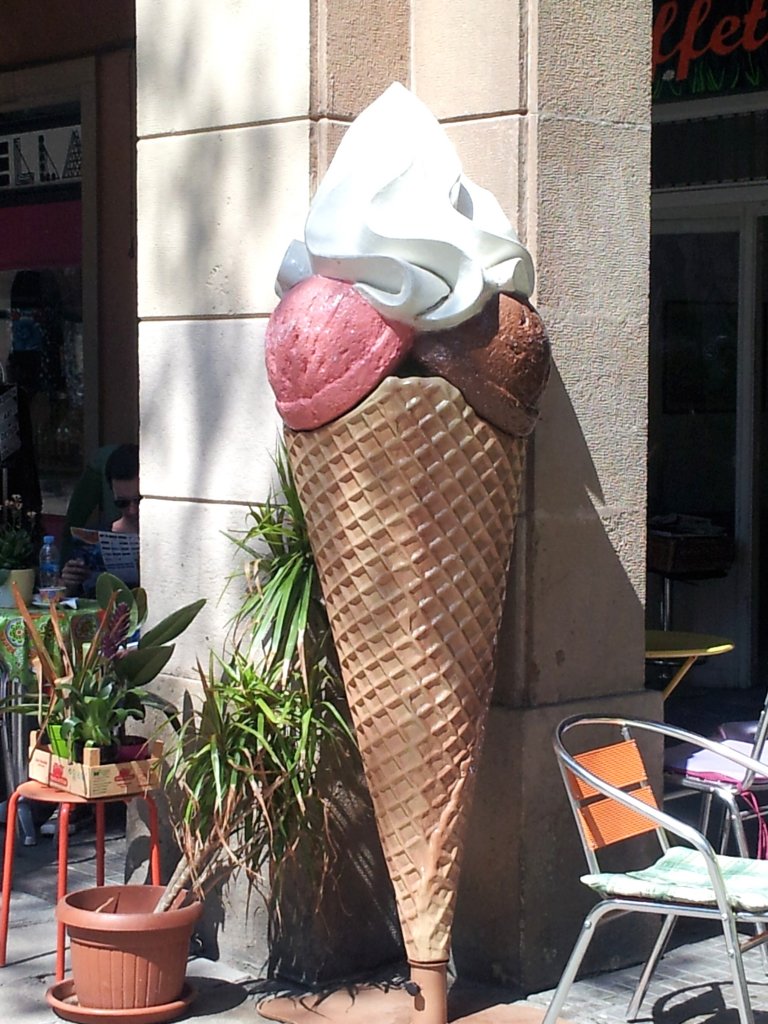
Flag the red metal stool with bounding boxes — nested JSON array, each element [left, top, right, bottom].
[[0, 780, 161, 981]]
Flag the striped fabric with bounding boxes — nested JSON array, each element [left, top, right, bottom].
[[582, 846, 768, 912]]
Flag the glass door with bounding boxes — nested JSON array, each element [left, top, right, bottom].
[[649, 229, 738, 528], [756, 217, 768, 685], [0, 105, 84, 518], [649, 204, 767, 688]]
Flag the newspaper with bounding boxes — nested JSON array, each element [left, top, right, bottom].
[[70, 528, 139, 589]]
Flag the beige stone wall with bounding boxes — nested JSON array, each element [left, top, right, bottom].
[[135, 0, 311, 663], [135, 0, 658, 992]]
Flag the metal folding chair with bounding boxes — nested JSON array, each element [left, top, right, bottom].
[[664, 689, 768, 858], [543, 715, 768, 1024], [0, 665, 36, 845]]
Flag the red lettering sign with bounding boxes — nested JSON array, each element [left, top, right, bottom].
[[654, 0, 768, 81]]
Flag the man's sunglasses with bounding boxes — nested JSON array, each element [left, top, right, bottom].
[[114, 496, 143, 510]]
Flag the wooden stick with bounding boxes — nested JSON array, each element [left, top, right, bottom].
[[93, 896, 118, 914], [169, 890, 187, 911]]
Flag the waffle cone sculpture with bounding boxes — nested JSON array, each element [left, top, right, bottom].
[[285, 375, 525, 964]]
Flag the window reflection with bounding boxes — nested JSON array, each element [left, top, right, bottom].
[[0, 103, 83, 518], [0, 265, 83, 515]]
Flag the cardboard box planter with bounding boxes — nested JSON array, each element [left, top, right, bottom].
[[28, 731, 162, 798]]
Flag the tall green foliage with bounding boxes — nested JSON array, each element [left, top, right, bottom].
[[158, 448, 352, 911]]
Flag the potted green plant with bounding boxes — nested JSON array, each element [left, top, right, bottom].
[[0, 572, 207, 1017], [0, 494, 37, 606], [8, 572, 205, 771], [53, 451, 355, 1016], [158, 446, 353, 912]]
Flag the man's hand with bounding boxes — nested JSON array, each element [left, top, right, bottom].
[[60, 559, 89, 596]]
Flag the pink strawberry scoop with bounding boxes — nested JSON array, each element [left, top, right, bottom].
[[265, 275, 415, 431]]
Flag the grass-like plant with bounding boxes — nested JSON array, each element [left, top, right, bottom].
[[155, 447, 353, 912]]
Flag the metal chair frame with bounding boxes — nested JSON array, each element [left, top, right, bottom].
[[543, 715, 768, 1024], [664, 693, 768, 858]]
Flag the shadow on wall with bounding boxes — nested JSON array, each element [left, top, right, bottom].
[[452, 361, 651, 993], [267, 746, 405, 987], [497, 362, 646, 709], [138, 8, 289, 514]]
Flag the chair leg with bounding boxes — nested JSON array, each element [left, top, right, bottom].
[[711, 789, 748, 856], [144, 793, 161, 886], [698, 790, 714, 839], [95, 802, 106, 887], [542, 903, 613, 1024], [56, 803, 73, 982], [626, 914, 676, 1020], [721, 910, 756, 1024], [0, 788, 21, 967]]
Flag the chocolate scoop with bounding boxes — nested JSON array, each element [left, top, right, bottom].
[[411, 293, 551, 436]]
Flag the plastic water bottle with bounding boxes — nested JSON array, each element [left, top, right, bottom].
[[39, 535, 59, 590]]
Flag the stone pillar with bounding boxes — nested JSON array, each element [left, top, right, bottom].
[[134, 0, 314, 971], [308, 0, 410, 177], [135, 1, 311, 684], [410, 0, 658, 992]]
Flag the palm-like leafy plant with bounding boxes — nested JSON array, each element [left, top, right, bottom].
[[155, 447, 352, 912], [232, 447, 325, 677], [5, 573, 204, 757]]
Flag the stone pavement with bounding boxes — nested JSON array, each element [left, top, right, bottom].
[[3, 809, 768, 1024], [3, 679, 768, 1023], [524, 931, 768, 1024], [5, 896, 768, 1024]]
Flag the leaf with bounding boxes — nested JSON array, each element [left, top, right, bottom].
[[11, 582, 57, 686], [132, 587, 148, 625], [139, 598, 206, 649], [115, 646, 174, 687], [95, 573, 136, 612]]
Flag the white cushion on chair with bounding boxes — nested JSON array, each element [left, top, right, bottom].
[[665, 740, 768, 784], [582, 846, 768, 912]]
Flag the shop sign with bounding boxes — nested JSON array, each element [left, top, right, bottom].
[[0, 124, 81, 192], [653, 0, 768, 102]]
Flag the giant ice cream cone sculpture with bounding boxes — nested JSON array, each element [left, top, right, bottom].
[[265, 84, 550, 1022], [285, 375, 524, 962]]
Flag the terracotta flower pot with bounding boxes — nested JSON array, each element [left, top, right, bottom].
[[56, 885, 202, 1010]]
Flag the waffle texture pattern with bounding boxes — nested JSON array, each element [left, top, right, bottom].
[[286, 376, 525, 962]]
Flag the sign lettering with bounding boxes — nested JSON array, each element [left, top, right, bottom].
[[653, 0, 768, 100]]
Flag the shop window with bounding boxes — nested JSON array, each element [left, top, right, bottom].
[[0, 104, 83, 516], [653, 110, 768, 189]]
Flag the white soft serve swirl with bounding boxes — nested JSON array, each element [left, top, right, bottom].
[[275, 83, 534, 332]]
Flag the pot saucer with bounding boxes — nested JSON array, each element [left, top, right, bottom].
[[45, 979, 196, 1024]]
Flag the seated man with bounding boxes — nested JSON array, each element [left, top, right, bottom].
[[61, 444, 140, 595], [58, 444, 120, 565]]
